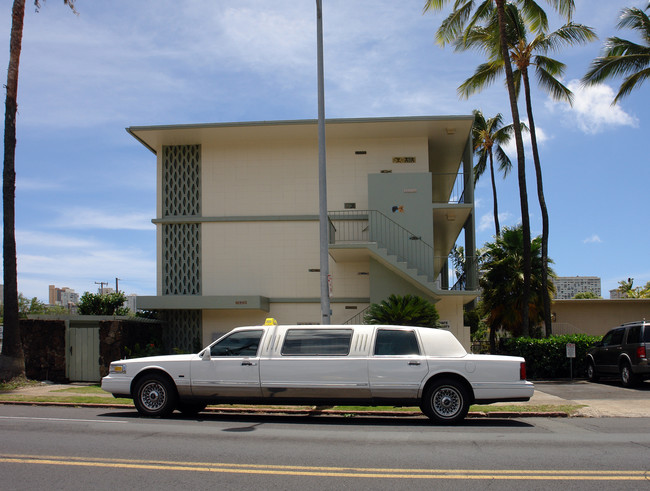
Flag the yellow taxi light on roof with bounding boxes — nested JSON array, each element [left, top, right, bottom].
[[264, 318, 278, 326]]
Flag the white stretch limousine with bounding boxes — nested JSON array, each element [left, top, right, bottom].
[[101, 319, 533, 424]]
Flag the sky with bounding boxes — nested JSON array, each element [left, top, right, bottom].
[[0, 0, 648, 302]]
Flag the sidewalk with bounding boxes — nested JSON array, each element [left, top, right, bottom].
[[2, 381, 649, 418]]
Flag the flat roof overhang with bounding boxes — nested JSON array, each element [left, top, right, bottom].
[[127, 115, 473, 170]]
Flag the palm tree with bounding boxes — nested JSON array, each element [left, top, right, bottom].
[[453, 5, 595, 337], [582, 2, 650, 103], [471, 110, 517, 237], [480, 226, 555, 352], [364, 294, 440, 328], [423, 0, 575, 337], [1, 0, 76, 381]]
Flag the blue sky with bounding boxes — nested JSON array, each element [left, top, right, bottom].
[[1, 0, 648, 301]]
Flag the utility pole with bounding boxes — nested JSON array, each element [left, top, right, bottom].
[[115, 278, 121, 293], [316, 0, 330, 325], [95, 281, 108, 295]]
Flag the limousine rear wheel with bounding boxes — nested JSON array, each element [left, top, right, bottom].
[[133, 373, 177, 418], [421, 379, 470, 425]]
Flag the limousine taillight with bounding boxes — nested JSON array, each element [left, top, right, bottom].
[[520, 362, 527, 380]]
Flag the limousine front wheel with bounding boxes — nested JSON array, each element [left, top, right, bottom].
[[421, 379, 470, 425], [133, 373, 177, 418]]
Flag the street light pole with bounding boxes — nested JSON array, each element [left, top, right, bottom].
[[316, 0, 330, 325]]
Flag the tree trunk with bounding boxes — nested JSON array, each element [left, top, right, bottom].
[[1, 0, 26, 380], [495, 0, 531, 337], [487, 149, 500, 237], [522, 69, 552, 337]]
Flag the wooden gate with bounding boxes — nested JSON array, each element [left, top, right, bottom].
[[66, 324, 100, 382]]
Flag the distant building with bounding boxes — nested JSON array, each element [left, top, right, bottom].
[[610, 288, 625, 299], [125, 294, 137, 313], [48, 285, 79, 307], [98, 287, 115, 296], [553, 276, 601, 300]]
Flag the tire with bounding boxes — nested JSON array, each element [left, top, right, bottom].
[[133, 373, 178, 417], [586, 360, 599, 382], [421, 378, 470, 425], [177, 402, 207, 416], [620, 362, 637, 388]]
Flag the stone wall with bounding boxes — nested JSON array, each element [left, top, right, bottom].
[[20, 319, 67, 382], [99, 320, 163, 377]]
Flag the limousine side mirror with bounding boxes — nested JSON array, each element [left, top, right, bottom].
[[200, 349, 211, 361]]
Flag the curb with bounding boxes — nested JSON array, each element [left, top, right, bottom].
[[0, 400, 570, 418]]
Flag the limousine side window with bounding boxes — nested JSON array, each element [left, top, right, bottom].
[[210, 330, 264, 357], [281, 329, 353, 356], [374, 329, 420, 356]]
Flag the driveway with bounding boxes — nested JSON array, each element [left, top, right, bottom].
[[533, 380, 650, 417]]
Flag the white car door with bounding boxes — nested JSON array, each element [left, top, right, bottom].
[[190, 329, 264, 398], [369, 328, 429, 399]]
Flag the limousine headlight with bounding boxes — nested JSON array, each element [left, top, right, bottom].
[[109, 363, 127, 375]]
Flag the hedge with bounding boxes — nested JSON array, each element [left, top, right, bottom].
[[499, 334, 603, 380]]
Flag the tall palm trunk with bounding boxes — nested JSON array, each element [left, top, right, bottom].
[[521, 69, 552, 337], [495, 0, 531, 336], [1, 0, 26, 380], [487, 149, 501, 237]]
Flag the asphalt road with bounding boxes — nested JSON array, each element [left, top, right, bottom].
[[1, 404, 649, 490]]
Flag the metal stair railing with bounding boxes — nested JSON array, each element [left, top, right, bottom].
[[328, 210, 435, 283]]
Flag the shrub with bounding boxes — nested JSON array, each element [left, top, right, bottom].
[[499, 334, 602, 379]]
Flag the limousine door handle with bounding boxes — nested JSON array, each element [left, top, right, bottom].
[[241, 361, 257, 366], [408, 361, 421, 366]]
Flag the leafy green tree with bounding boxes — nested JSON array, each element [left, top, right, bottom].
[[471, 110, 516, 237], [424, 0, 575, 337], [1, 0, 77, 381], [77, 291, 130, 316], [582, 2, 650, 103], [453, 4, 595, 337], [364, 294, 440, 327], [573, 291, 600, 299], [480, 226, 556, 352]]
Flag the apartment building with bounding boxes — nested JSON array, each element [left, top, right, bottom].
[[130, 116, 479, 350], [553, 276, 602, 300]]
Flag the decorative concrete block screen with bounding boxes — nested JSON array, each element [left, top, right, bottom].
[[161, 144, 201, 296]]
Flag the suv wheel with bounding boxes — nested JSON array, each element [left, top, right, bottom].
[[586, 360, 599, 382], [620, 362, 637, 388]]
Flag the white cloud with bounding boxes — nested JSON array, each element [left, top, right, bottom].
[[583, 234, 602, 244], [546, 80, 639, 134], [52, 208, 154, 231], [502, 119, 550, 157]]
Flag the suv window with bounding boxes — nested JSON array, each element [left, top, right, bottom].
[[627, 325, 641, 344], [210, 330, 263, 357], [374, 329, 420, 356], [281, 329, 353, 356], [644, 326, 650, 343], [605, 328, 625, 346]]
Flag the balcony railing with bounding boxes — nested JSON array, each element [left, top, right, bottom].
[[433, 172, 469, 204]]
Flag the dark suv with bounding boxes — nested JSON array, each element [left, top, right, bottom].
[[586, 321, 650, 387]]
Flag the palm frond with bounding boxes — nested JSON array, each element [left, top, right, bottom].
[[534, 54, 566, 77], [435, 2, 476, 46], [517, 0, 549, 33], [458, 60, 504, 98], [614, 66, 650, 103], [535, 64, 572, 103], [493, 146, 513, 177]]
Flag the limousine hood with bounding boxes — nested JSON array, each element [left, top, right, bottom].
[[121, 354, 198, 364]]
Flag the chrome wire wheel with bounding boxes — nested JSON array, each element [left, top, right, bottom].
[[432, 385, 463, 419], [421, 378, 470, 425], [140, 380, 167, 411], [133, 374, 177, 417]]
